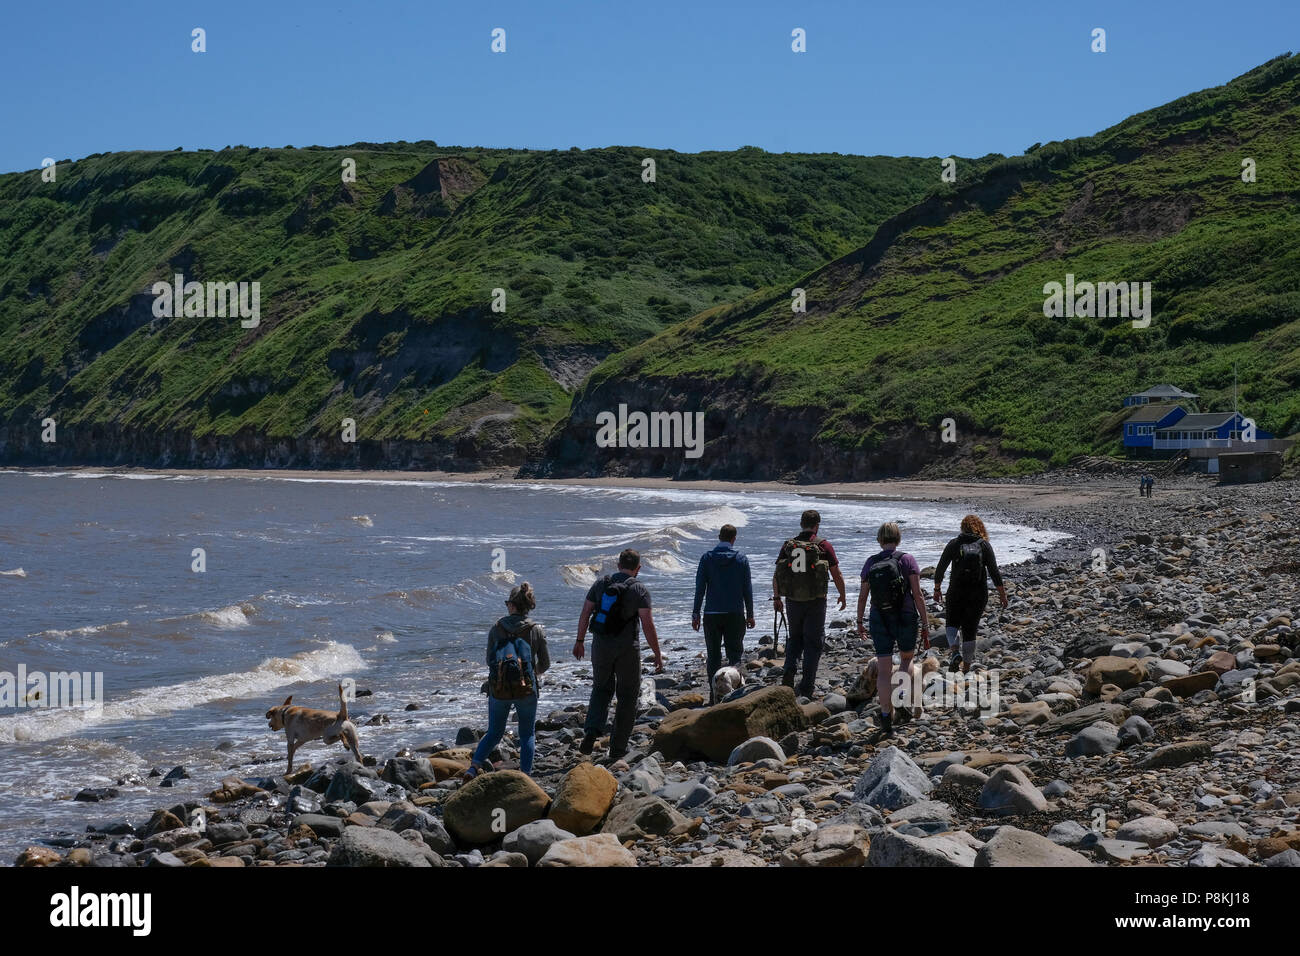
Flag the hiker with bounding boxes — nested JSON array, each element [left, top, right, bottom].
[[574, 548, 663, 764], [465, 582, 550, 778], [933, 514, 1007, 674], [858, 521, 929, 737], [692, 523, 755, 704], [772, 509, 847, 699], [1146, 474, 1156, 498], [1138, 474, 1147, 497]]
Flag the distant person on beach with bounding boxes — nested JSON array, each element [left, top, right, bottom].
[[1139, 474, 1147, 497], [575, 548, 663, 764], [465, 582, 550, 779], [692, 523, 755, 704], [773, 509, 847, 699], [858, 521, 929, 738], [933, 514, 1007, 674], [1146, 474, 1156, 497]]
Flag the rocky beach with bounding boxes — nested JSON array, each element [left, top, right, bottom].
[[12, 475, 1300, 869]]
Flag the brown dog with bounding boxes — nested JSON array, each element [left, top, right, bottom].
[[861, 655, 940, 714], [265, 683, 363, 774]]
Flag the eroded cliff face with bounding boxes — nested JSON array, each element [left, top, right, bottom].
[[0, 419, 528, 470], [527, 374, 964, 481]]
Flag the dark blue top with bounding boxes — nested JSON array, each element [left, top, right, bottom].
[[693, 542, 754, 618]]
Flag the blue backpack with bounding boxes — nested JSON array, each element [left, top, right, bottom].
[[490, 621, 536, 700]]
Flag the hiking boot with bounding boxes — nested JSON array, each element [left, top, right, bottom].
[[947, 650, 963, 672], [601, 749, 628, 766], [877, 712, 893, 738], [781, 673, 796, 689], [893, 706, 913, 726], [578, 734, 597, 756]]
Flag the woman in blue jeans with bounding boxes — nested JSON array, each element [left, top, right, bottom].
[[466, 582, 550, 778]]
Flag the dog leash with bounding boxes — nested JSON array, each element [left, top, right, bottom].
[[773, 607, 788, 658]]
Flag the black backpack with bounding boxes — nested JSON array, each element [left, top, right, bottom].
[[589, 576, 636, 637], [867, 551, 909, 613], [954, 539, 985, 586]]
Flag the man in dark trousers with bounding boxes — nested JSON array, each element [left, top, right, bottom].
[[772, 509, 847, 699], [692, 523, 755, 703], [574, 548, 663, 764]]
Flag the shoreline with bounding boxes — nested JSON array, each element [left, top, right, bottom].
[[0, 464, 1212, 512]]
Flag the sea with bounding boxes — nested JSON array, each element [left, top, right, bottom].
[[0, 470, 1072, 859]]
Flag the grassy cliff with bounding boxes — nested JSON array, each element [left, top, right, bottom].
[[544, 54, 1300, 479], [0, 142, 950, 466]]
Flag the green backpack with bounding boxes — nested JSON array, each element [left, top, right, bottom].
[[775, 535, 830, 602]]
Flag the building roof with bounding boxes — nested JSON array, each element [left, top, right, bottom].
[[1125, 403, 1184, 423], [1130, 384, 1200, 400], [1156, 412, 1235, 431]]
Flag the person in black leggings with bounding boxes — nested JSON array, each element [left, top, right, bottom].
[[933, 514, 1007, 672]]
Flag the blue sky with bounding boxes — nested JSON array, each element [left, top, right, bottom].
[[1, 0, 1296, 173]]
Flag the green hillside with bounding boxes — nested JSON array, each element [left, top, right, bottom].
[[0, 142, 950, 466], [546, 54, 1300, 479]]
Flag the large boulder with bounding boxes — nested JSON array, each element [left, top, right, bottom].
[[727, 736, 786, 766], [1065, 722, 1121, 758], [1137, 740, 1212, 770], [975, 827, 1092, 867], [1116, 816, 1179, 847], [536, 833, 636, 867], [853, 746, 932, 810], [549, 763, 618, 836], [866, 829, 976, 867], [978, 765, 1047, 815], [1039, 701, 1130, 735], [502, 819, 577, 865], [600, 793, 688, 842], [1161, 671, 1219, 697], [778, 825, 871, 867], [441, 770, 550, 845], [326, 827, 436, 867], [1083, 657, 1147, 694], [381, 757, 438, 791], [652, 686, 809, 762]]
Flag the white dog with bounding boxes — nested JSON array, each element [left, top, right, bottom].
[[711, 666, 743, 703], [637, 676, 658, 711]]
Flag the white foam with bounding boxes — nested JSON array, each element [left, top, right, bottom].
[[351, 515, 374, 528], [0, 568, 27, 578], [374, 631, 398, 643], [0, 642, 367, 743], [35, 620, 128, 639], [199, 604, 255, 628]]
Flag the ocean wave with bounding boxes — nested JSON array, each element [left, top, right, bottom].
[[199, 603, 257, 628], [559, 548, 687, 588], [351, 515, 374, 528], [383, 570, 519, 608], [0, 568, 27, 577], [34, 620, 129, 639], [0, 642, 367, 744]]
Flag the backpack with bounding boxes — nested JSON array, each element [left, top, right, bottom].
[[954, 539, 985, 587], [775, 535, 830, 602], [490, 621, 536, 700], [589, 576, 637, 637], [867, 551, 909, 613]]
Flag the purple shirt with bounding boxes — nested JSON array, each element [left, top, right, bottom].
[[861, 548, 921, 615]]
